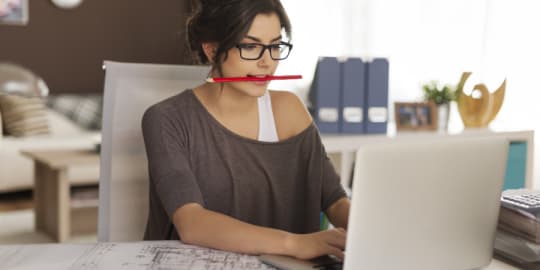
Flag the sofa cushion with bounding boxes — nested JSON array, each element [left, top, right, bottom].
[[72, 96, 102, 130], [47, 95, 102, 130], [0, 95, 50, 137], [48, 109, 87, 136]]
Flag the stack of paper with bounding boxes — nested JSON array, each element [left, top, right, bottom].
[[498, 206, 540, 243], [494, 191, 540, 269]]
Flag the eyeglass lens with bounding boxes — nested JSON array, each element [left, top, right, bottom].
[[239, 43, 291, 60]]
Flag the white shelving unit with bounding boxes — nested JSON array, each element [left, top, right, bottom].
[[321, 129, 535, 190]]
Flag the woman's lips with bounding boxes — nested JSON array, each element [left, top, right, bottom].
[[246, 75, 270, 85], [247, 74, 270, 79]]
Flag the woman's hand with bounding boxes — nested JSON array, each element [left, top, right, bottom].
[[285, 228, 347, 260]]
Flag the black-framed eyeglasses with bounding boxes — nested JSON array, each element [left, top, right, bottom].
[[235, 42, 293, 61]]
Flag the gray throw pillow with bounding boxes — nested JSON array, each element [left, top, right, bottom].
[[47, 95, 102, 130]]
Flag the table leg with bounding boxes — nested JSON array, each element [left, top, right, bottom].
[[34, 162, 47, 232], [34, 162, 70, 242]]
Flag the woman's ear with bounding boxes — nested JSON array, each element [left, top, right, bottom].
[[202, 43, 218, 63]]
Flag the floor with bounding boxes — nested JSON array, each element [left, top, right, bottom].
[[0, 189, 97, 245]]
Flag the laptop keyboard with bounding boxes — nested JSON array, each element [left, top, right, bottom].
[[313, 264, 342, 270], [311, 256, 343, 270]]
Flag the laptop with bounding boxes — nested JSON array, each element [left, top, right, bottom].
[[260, 137, 509, 270]]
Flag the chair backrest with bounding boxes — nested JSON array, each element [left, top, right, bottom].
[[98, 61, 209, 241]]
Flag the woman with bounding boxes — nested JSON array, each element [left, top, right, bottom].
[[142, 0, 350, 260]]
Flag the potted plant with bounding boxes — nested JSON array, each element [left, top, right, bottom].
[[422, 80, 457, 131]]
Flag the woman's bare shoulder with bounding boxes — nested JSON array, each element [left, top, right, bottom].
[[269, 90, 313, 140]]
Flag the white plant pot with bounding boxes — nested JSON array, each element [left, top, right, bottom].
[[437, 103, 450, 132]]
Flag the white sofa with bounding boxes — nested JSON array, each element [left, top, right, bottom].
[[0, 109, 100, 193]]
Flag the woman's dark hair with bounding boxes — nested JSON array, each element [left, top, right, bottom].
[[186, 0, 292, 75]]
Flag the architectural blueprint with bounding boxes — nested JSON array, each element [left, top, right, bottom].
[[0, 241, 276, 270]]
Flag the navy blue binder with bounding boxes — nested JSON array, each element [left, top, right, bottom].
[[340, 58, 366, 134], [308, 57, 342, 134], [365, 58, 389, 134]]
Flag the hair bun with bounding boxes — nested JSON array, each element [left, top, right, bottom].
[[191, 0, 221, 14], [197, 0, 241, 10], [196, 0, 224, 7], [200, 0, 219, 4]]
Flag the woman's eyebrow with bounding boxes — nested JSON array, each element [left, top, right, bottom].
[[244, 35, 283, 42]]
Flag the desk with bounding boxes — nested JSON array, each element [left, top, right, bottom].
[[0, 241, 521, 270], [21, 149, 100, 242]]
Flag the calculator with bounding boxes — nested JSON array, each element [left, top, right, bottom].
[[501, 189, 540, 210]]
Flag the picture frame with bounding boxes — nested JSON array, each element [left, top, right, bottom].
[[394, 102, 438, 131], [0, 0, 29, 26]]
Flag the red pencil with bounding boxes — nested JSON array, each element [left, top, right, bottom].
[[206, 75, 302, 83]]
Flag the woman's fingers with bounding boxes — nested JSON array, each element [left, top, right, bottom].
[[291, 229, 348, 260], [324, 228, 347, 249], [325, 245, 345, 260]]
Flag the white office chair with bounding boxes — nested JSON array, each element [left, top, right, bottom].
[[98, 61, 209, 241]]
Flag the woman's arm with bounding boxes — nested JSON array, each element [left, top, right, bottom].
[[325, 197, 351, 230], [174, 203, 347, 260]]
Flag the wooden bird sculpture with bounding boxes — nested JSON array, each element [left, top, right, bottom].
[[456, 72, 506, 128]]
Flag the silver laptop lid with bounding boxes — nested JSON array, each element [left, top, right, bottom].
[[344, 137, 509, 270]]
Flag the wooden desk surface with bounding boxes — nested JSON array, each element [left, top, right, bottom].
[[21, 149, 100, 169]]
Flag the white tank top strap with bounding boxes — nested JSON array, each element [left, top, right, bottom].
[[257, 90, 279, 142]]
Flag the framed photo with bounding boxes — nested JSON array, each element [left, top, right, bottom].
[[0, 0, 29, 25], [394, 102, 437, 131]]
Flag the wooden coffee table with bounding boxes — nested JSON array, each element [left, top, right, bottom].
[[21, 149, 100, 242]]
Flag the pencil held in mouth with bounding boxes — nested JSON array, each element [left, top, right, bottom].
[[206, 75, 302, 83]]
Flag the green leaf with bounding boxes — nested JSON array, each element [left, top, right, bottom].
[[422, 80, 457, 105]]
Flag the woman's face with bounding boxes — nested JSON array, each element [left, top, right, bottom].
[[218, 12, 283, 97]]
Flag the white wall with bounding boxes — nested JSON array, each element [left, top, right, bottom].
[[274, 0, 540, 186]]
